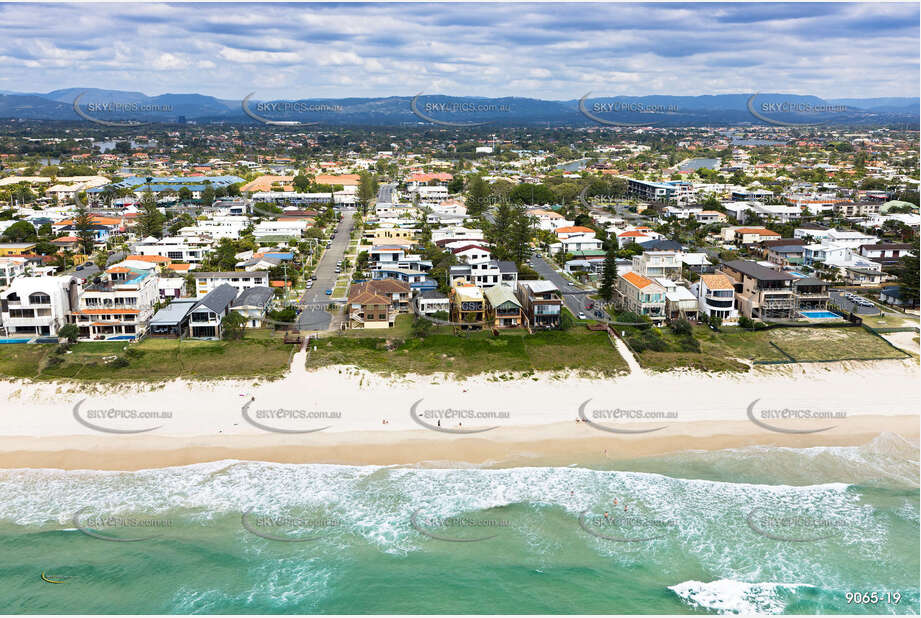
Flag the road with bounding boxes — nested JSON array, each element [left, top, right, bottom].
[[296, 209, 357, 331], [529, 253, 597, 318], [377, 183, 396, 203]]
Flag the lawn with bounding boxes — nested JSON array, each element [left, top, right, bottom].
[[614, 317, 908, 372], [0, 333, 293, 382], [304, 325, 629, 378]]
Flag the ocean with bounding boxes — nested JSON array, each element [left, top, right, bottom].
[[0, 433, 917, 614]]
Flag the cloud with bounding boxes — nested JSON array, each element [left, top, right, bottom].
[[0, 2, 915, 99]]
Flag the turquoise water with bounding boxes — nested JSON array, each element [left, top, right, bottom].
[[800, 311, 842, 319], [0, 434, 917, 614]]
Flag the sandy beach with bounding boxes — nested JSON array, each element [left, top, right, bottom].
[[1, 351, 918, 470]]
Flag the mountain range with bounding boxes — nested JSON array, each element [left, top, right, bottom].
[[0, 88, 917, 127]]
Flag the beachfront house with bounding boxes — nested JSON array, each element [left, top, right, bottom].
[[616, 272, 666, 323], [720, 260, 796, 320], [70, 265, 159, 341], [189, 284, 238, 339], [230, 286, 275, 328], [484, 285, 524, 329], [0, 275, 78, 338], [450, 279, 486, 330], [516, 280, 562, 329], [691, 274, 739, 323]]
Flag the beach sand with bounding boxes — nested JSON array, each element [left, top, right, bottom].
[[1, 353, 918, 470]]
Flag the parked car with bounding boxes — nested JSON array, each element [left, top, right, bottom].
[[578, 312, 587, 320], [325, 289, 332, 295], [311, 274, 317, 280]]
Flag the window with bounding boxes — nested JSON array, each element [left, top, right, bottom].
[[29, 293, 51, 304]]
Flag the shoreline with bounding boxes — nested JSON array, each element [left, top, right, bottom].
[[0, 415, 916, 471], [1, 355, 918, 471]]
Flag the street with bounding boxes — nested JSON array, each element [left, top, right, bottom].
[[529, 253, 595, 317], [296, 209, 357, 331]]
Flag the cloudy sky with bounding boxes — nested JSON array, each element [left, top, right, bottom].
[[1, 2, 918, 100]]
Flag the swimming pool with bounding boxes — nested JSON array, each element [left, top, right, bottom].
[[107, 335, 137, 341], [799, 310, 841, 320], [0, 338, 31, 344]]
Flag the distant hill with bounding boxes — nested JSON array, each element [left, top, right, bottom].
[[0, 88, 916, 127]]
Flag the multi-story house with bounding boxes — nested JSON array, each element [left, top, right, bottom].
[[450, 279, 486, 330], [692, 274, 738, 323], [230, 286, 274, 328], [631, 251, 682, 280], [0, 275, 78, 337], [135, 235, 210, 267], [551, 226, 604, 255], [792, 278, 830, 312], [416, 290, 450, 316], [0, 257, 28, 288], [516, 280, 562, 328], [193, 271, 270, 298], [617, 272, 666, 323], [189, 284, 237, 339], [70, 265, 159, 340], [858, 243, 914, 266], [484, 285, 524, 328], [720, 260, 796, 320]]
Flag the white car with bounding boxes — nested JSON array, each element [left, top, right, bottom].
[[578, 312, 587, 320]]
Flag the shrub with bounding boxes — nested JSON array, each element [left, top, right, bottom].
[[670, 318, 692, 336], [110, 357, 130, 368]]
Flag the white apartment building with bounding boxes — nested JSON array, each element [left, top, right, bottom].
[[0, 275, 78, 337], [253, 219, 308, 239], [180, 215, 249, 240], [135, 236, 211, 267], [432, 226, 485, 244], [70, 265, 159, 341]]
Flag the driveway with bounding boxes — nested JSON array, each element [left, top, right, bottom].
[[829, 290, 880, 316], [296, 209, 356, 331]]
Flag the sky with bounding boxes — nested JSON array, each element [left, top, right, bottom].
[[0, 2, 918, 100]]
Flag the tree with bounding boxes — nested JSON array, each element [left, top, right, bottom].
[[137, 190, 165, 239], [465, 175, 490, 217], [200, 184, 216, 207], [293, 174, 312, 192], [599, 243, 618, 302], [897, 240, 919, 306], [57, 323, 79, 343], [178, 187, 192, 201], [358, 171, 376, 215], [509, 183, 555, 205], [221, 311, 247, 340], [74, 203, 95, 255], [1, 220, 37, 243]]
